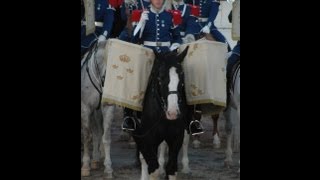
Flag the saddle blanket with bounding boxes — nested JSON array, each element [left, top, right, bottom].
[[102, 39, 155, 111], [180, 40, 228, 114]]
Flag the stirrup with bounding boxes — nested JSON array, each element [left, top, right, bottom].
[[122, 116, 137, 131], [189, 120, 204, 135], [191, 131, 204, 136]]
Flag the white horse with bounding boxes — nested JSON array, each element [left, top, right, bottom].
[[81, 40, 116, 178], [224, 60, 240, 169]]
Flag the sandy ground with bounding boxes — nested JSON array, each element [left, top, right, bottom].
[[81, 106, 240, 180]]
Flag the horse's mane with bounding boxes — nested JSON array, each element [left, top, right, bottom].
[[143, 51, 180, 107]]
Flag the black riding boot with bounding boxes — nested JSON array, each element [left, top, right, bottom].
[[122, 108, 137, 131], [189, 105, 204, 135]]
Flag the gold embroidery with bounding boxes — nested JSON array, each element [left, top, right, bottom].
[[116, 75, 123, 80], [119, 55, 130, 63], [126, 68, 133, 74], [131, 91, 145, 104], [112, 64, 119, 69], [190, 84, 204, 96]]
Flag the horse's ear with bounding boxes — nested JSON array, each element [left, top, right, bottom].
[[177, 46, 189, 63]]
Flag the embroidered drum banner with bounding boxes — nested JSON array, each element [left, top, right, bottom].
[[102, 39, 154, 111]]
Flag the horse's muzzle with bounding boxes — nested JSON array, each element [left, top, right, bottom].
[[166, 110, 179, 120]]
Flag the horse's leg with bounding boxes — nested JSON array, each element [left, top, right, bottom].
[[232, 74, 241, 153], [192, 134, 201, 149], [140, 145, 160, 180], [91, 109, 103, 170], [212, 113, 221, 149], [81, 105, 92, 177], [158, 141, 167, 175], [128, 135, 136, 149], [181, 130, 190, 174], [99, 138, 105, 158], [191, 105, 202, 149], [119, 108, 131, 141], [165, 132, 184, 180], [140, 152, 149, 180], [101, 104, 115, 178], [224, 106, 233, 168]]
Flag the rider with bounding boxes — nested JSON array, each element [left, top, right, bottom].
[[178, 0, 231, 134], [184, 0, 230, 51], [118, 0, 151, 132], [119, 0, 151, 42], [81, 0, 116, 57]]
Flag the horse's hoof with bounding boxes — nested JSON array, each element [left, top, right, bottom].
[[192, 140, 200, 149], [91, 160, 99, 170], [103, 172, 113, 179], [224, 160, 232, 169], [213, 143, 221, 149], [181, 168, 191, 174], [159, 167, 165, 175], [81, 168, 90, 177], [212, 134, 221, 149]]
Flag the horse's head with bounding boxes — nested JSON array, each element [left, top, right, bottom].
[[153, 46, 189, 120]]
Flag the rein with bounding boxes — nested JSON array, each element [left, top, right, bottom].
[[82, 42, 105, 109]]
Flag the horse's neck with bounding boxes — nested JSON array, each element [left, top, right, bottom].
[[93, 48, 107, 76], [143, 66, 162, 111]]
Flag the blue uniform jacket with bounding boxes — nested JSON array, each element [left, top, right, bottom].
[[131, 7, 182, 53]]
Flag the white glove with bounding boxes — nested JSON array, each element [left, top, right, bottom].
[[200, 22, 212, 34], [133, 11, 149, 37], [140, 11, 149, 21], [200, 25, 210, 34], [170, 43, 180, 51], [182, 34, 195, 44], [98, 35, 106, 43]]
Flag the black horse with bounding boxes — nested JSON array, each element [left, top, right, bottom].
[[132, 47, 190, 179]]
